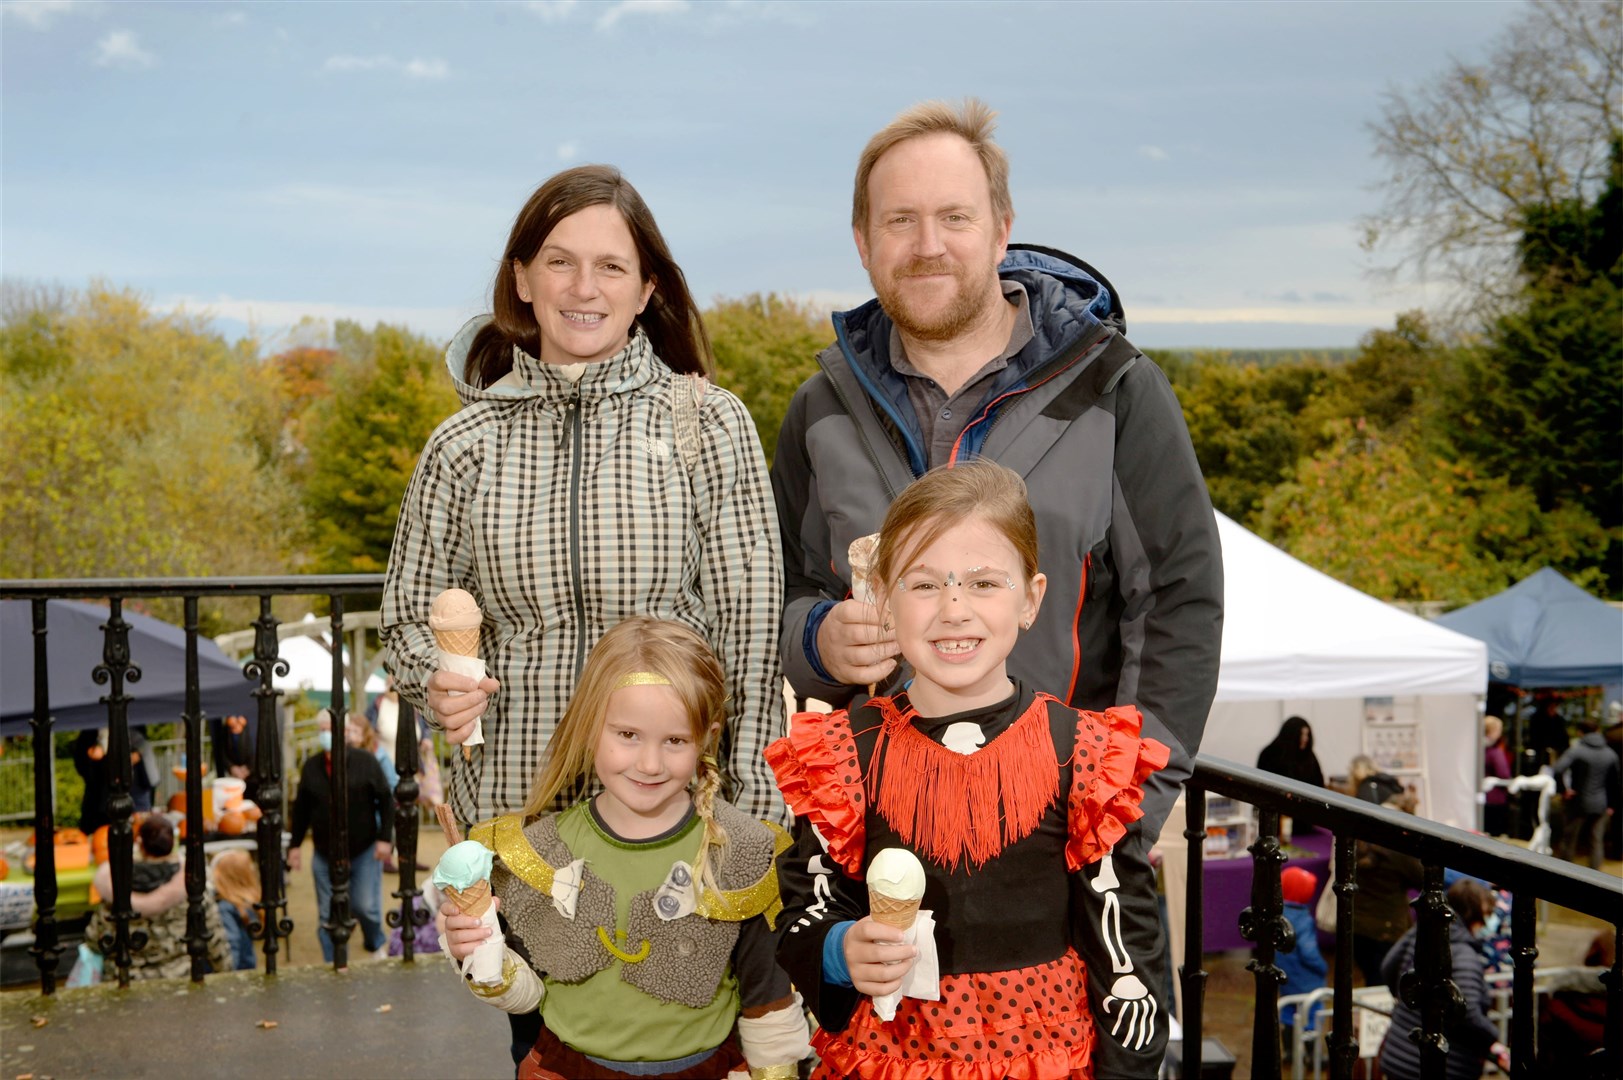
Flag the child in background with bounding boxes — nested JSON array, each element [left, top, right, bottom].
[[768, 461, 1170, 1079], [212, 849, 262, 971], [1277, 866, 1327, 1053], [440, 616, 809, 1079]]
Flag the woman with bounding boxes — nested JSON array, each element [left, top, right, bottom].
[[381, 164, 784, 1065], [1482, 715, 1512, 836], [1257, 715, 1326, 832]]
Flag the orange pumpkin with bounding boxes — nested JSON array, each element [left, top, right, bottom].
[[242, 804, 263, 823], [168, 792, 187, 814], [56, 827, 88, 846], [0, 854, 9, 879], [216, 810, 247, 836], [91, 825, 110, 864]]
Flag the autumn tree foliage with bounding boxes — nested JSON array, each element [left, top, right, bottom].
[[703, 293, 827, 463], [0, 283, 299, 581]]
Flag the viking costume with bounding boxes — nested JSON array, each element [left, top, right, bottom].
[[461, 797, 807, 1079]]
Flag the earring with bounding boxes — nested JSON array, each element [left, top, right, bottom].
[[1021, 620, 1031, 630]]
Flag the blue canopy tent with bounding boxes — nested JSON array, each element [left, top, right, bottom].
[[1434, 568, 1623, 688], [0, 599, 257, 737]]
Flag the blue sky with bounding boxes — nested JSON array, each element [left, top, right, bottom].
[[3, 0, 1522, 350]]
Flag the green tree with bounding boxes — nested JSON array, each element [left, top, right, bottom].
[[704, 293, 828, 463], [1361, 0, 1621, 311], [1259, 421, 1611, 604], [0, 283, 301, 596], [1173, 354, 1332, 525], [299, 322, 460, 574]]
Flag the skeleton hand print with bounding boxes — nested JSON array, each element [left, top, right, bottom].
[[1091, 852, 1161, 1052]]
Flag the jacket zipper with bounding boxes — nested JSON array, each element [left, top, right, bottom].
[[564, 386, 589, 679], [948, 331, 1096, 464]]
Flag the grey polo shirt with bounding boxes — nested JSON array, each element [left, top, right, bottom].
[[889, 280, 1035, 469]]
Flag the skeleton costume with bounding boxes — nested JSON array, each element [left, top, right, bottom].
[[463, 797, 808, 1079], [769, 684, 1167, 1079]]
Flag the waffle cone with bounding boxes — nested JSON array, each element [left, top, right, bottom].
[[445, 879, 491, 919], [868, 890, 920, 930], [434, 627, 481, 657]]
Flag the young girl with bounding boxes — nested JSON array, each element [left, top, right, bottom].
[[768, 461, 1170, 1079], [442, 616, 809, 1080]]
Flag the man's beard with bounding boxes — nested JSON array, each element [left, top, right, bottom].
[[872, 256, 999, 343]]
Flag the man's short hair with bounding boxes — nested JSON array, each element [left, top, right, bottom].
[[851, 97, 1014, 232]]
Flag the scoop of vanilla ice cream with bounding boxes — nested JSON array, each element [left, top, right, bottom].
[[866, 847, 926, 901]]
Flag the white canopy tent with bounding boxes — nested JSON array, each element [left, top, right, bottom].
[[1199, 514, 1489, 828]]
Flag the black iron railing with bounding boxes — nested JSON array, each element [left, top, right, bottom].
[[0, 576, 429, 990], [1184, 759, 1622, 1079]]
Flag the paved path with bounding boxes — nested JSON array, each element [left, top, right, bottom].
[[1, 956, 514, 1079]]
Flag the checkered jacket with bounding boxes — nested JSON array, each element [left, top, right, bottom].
[[382, 317, 786, 826]]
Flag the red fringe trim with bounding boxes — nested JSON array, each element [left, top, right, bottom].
[[1064, 703, 1171, 870], [763, 711, 867, 878], [866, 696, 1060, 871]]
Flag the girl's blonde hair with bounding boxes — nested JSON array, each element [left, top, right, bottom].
[[873, 460, 1040, 625], [212, 849, 261, 922], [522, 616, 731, 898]]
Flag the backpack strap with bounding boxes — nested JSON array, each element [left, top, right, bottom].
[[669, 372, 708, 478]]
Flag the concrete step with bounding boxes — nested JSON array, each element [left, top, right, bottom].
[[1, 956, 514, 1079]]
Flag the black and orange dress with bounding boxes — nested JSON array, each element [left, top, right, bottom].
[[767, 683, 1168, 1079]]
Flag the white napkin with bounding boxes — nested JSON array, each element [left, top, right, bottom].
[[461, 903, 506, 985], [438, 651, 488, 748], [871, 909, 939, 1022]]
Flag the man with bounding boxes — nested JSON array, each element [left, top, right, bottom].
[[773, 99, 1222, 1077], [289, 711, 395, 965], [1552, 717, 1619, 870]]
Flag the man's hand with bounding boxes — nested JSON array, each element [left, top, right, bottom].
[[427, 669, 501, 745], [287, 847, 302, 871], [843, 916, 917, 997], [374, 840, 392, 864], [440, 895, 497, 962], [815, 599, 899, 687]]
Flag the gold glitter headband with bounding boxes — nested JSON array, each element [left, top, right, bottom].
[[614, 671, 672, 689]]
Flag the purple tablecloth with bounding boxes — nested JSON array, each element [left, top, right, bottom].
[[1199, 827, 1333, 952]]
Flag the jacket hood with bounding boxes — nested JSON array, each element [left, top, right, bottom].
[[443, 314, 659, 408]]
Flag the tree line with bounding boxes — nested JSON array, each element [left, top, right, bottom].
[[2, 1, 1616, 615]]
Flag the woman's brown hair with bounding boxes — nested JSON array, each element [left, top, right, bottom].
[[465, 165, 712, 386], [212, 849, 261, 923], [522, 616, 731, 898]]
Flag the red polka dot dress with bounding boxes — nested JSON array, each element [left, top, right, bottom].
[[767, 684, 1168, 1079]]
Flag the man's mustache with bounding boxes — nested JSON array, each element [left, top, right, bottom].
[[898, 259, 958, 278]]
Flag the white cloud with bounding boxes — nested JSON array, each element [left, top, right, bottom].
[[3, 0, 80, 29], [325, 54, 450, 79], [94, 30, 156, 70], [597, 0, 689, 32], [525, 0, 578, 21], [556, 141, 580, 162], [1138, 145, 1169, 162], [160, 294, 476, 345]]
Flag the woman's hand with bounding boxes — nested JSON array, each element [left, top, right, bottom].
[[439, 895, 497, 962], [842, 916, 917, 997], [426, 669, 501, 745]]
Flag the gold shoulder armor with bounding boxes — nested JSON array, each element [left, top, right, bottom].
[[692, 820, 792, 930], [483, 814, 557, 895]]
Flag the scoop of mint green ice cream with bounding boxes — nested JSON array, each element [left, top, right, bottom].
[[433, 840, 494, 890]]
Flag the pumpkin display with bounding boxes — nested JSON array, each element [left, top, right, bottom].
[[91, 825, 110, 864], [0, 854, 9, 879], [168, 792, 187, 814], [216, 810, 247, 837]]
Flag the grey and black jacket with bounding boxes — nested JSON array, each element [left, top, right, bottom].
[[771, 245, 1222, 1077]]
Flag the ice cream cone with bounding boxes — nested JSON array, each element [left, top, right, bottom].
[[848, 533, 880, 605], [444, 878, 491, 920], [433, 625, 480, 657], [868, 890, 920, 930]]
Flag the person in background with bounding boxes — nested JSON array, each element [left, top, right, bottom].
[[288, 711, 394, 965], [1257, 716, 1326, 832], [72, 725, 158, 833], [212, 848, 262, 971], [1349, 754, 1406, 807], [367, 677, 444, 809], [209, 713, 256, 781], [347, 712, 399, 795], [1482, 715, 1512, 836], [1377, 878, 1510, 1080], [87, 815, 231, 980], [1552, 717, 1619, 870], [1277, 866, 1327, 1059], [1351, 793, 1425, 986]]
